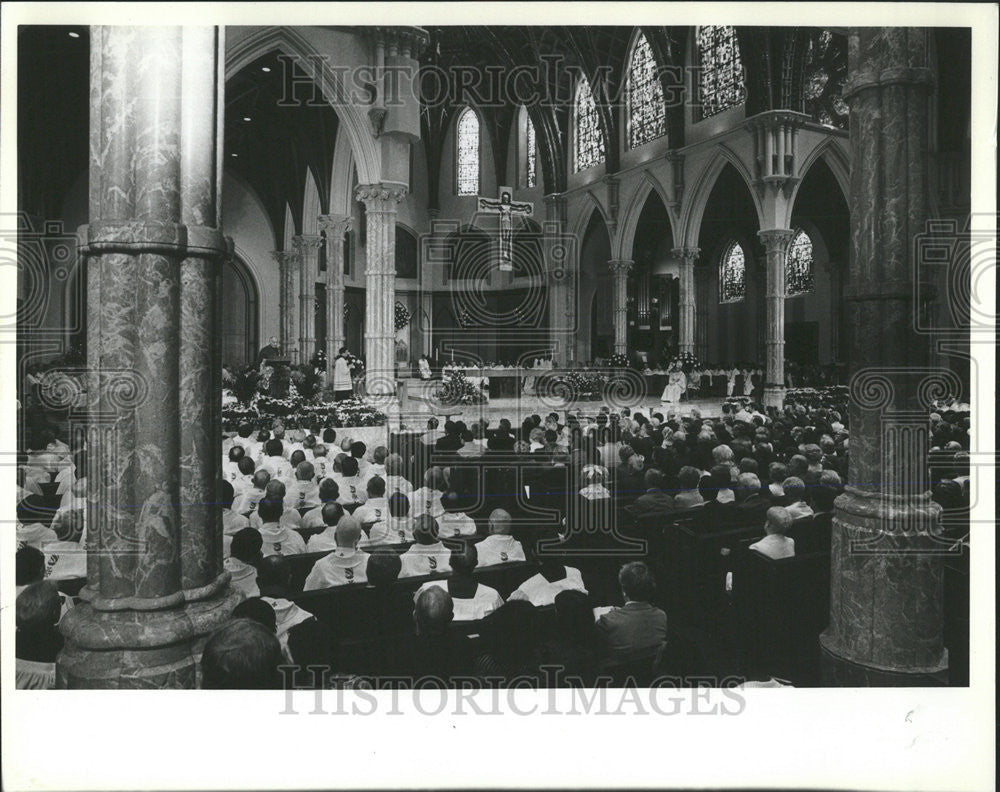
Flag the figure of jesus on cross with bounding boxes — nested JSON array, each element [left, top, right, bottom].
[[477, 186, 533, 271]]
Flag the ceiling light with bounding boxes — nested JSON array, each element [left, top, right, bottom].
[[231, 153, 238, 158], [261, 66, 271, 73], [68, 31, 80, 38], [243, 116, 252, 122]]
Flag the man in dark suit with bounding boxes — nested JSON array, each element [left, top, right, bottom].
[[596, 561, 667, 663], [733, 472, 770, 526], [487, 419, 516, 451], [398, 586, 477, 686], [626, 469, 675, 518]]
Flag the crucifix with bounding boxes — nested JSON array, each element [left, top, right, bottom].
[[477, 186, 533, 271]]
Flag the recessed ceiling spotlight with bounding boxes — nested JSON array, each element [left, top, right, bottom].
[[68, 31, 80, 38], [261, 66, 271, 73], [243, 116, 252, 122], [231, 153, 238, 158]]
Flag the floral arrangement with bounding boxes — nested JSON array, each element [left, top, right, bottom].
[[552, 371, 604, 400], [222, 395, 386, 431], [667, 351, 702, 372], [785, 385, 849, 410], [608, 353, 630, 369], [394, 301, 411, 332], [436, 370, 487, 406]]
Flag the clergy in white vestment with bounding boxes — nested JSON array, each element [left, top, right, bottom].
[[383, 453, 414, 498], [303, 516, 370, 590], [355, 476, 391, 545], [257, 498, 306, 557], [220, 481, 251, 557], [283, 461, 321, 511], [384, 492, 415, 543], [475, 509, 526, 566], [249, 481, 304, 532], [334, 456, 368, 509], [333, 348, 354, 400], [660, 364, 687, 404], [415, 544, 502, 621], [437, 491, 478, 538], [302, 479, 342, 530], [399, 514, 452, 578], [224, 527, 263, 597], [410, 466, 446, 519]]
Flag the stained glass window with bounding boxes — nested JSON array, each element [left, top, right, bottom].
[[696, 26, 746, 119], [803, 30, 848, 129], [574, 77, 605, 172], [456, 107, 480, 195], [719, 241, 746, 303], [626, 32, 667, 149], [785, 229, 814, 296], [525, 114, 537, 188]]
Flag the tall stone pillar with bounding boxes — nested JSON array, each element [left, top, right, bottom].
[[273, 250, 299, 359], [318, 214, 351, 364], [819, 27, 947, 685], [542, 193, 573, 364], [293, 234, 323, 362], [60, 26, 239, 688], [608, 259, 633, 356], [672, 247, 699, 355], [758, 229, 793, 406], [356, 183, 407, 395]]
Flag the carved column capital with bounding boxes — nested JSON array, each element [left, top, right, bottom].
[[292, 234, 324, 253], [671, 247, 701, 266], [608, 258, 634, 276], [356, 182, 408, 212], [757, 228, 795, 254], [317, 213, 353, 241]]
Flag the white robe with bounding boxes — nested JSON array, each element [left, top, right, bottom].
[[333, 356, 353, 391], [416, 580, 503, 621], [660, 371, 686, 404], [303, 548, 370, 590], [475, 534, 526, 566]]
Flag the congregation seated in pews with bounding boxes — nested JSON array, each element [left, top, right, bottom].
[[23, 398, 971, 689]]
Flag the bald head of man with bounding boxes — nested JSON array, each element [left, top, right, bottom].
[[414, 585, 453, 637], [764, 506, 793, 536], [335, 515, 362, 549], [264, 479, 286, 500], [488, 508, 512, 535]]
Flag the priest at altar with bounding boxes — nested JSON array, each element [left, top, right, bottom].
[[258, 336, 282, 364]]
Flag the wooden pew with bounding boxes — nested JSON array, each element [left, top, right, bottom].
[[736, 549, 830, 685]]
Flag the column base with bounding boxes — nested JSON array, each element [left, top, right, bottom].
[[762, 384, 785, 407], [819, 634, 949, 686], [57, 585, 243, 689]]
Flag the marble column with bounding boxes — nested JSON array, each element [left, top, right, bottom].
[[356, 183, 407, 395], [672, 247, 699, 355], [543, 193, 573, 364], [758, 229, 793, 406], [819, 27, 947, 685], [293, 234, 323, 362], [273, 250, 299, 358], [318, 214, 351, 365], [608, 259, 633, 356], [60, 26, 239, 689]]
